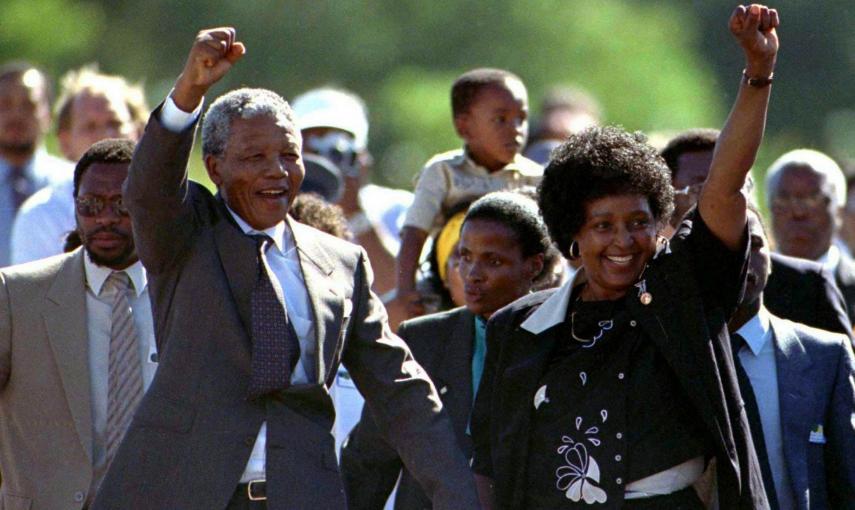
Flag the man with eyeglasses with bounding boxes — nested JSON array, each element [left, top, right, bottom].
[[660, 131, 852, 338], [766, 149, 855, 325], [0, 138, 157, 509]]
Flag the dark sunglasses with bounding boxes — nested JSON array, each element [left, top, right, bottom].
[[75, 195, 129, 217]]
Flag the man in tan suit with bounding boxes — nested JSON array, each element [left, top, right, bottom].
[[0, 138, 157, 509]]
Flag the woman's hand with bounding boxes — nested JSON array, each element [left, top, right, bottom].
[[729, 4, 779, 77]]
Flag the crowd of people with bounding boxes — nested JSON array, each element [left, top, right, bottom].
[[0, 3, 852, 510]]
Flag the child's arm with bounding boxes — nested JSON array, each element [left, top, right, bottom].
[[388, 226, 429, 327]]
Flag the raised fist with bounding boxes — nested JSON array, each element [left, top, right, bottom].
[[729, 4, 779, 75], [172, 27, 246, 112]]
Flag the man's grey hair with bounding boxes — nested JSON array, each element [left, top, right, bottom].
[[765, 148, 846, 207], [201, 88, 297, 157]]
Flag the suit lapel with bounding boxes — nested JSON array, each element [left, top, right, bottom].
[[42, 250, 93, 463], [213, 201, 257, 344], [290, 218, 344, 385], [770, 316, 814, 502], [435, 309, 475, 433]]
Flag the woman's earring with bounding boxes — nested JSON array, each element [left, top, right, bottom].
[[569, 240, 580, 260]]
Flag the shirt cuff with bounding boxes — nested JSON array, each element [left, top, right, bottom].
[[160, 93, 203, 132]]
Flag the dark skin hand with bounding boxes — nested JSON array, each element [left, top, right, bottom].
[[171, 27, 246, 113]]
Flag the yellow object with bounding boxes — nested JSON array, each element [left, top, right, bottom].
[[436, 211, 467, 283]]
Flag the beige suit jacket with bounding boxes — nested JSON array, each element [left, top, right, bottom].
[[0, 249, 93, 510]]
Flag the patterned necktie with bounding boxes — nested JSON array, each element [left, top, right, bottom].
[[104, 271, 144, 467], [731, 333, 780, 509], [248, 234, 301, 399], [7, 165, 30, 210]]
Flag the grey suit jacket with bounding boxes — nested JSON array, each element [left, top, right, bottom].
[[0, 249, 93, 510], [768, 315, 855, 509], [91, 109, 478, 510], [341, 307, 476, 510]]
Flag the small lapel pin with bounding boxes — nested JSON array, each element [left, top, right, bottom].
[[640, 292, 653, 305], [809, 424, 826, 444], [439, 386, 448, 395], [534, 385, 549, 410]]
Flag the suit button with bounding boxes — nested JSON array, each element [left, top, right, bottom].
[[74, 491, 85, 502], [245, 436, 256, 446]]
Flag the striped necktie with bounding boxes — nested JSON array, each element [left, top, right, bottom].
[[104, 271, 144, 467]]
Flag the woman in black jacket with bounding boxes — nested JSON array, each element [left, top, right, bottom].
[[470, 5, 780, 509]]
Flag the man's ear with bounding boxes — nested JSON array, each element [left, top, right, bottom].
[[204, 154, 223, 187], [453, 113, 469, 140]]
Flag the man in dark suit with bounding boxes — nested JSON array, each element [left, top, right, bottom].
[[727, 208, 855, 508], [92, 28, 478, 510], [766, 148, 855, 325], [661, 130, 851, 337]]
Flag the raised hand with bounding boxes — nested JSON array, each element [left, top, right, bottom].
[[172, 27, 246, 112], [729, 4, 779, 76]]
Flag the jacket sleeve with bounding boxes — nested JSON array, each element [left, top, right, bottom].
[[826, 335, 855, 507], [342, 248, 480, 510], [339, 322, 418, 509], [123, 105, 202, 276]]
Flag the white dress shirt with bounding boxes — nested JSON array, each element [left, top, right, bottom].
[[159, 96, 317, 483], [734, 307, 796, 510], [83, 254, 158, 498], [9, 174, 75, 265], [1, 150, 71, 266]]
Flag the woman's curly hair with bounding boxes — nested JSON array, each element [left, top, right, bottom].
[[538, 126, 674, 257]]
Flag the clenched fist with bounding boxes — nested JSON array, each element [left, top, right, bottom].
[[729, 4, 779, 78], [172, 27, 246, 112]]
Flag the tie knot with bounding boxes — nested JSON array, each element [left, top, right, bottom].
[[105, 271, 133, 294], [730, 332, 748, 355], [250, 234, 272, 253]]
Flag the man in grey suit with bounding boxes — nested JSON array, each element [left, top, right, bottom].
[[92, 28, 478, 509], [727, 207, 855, 509], [0, 138, 158, 509]]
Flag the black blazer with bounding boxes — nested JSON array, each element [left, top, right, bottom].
[[835, 253, 855, 326], [470, 214, 769, 510], [765, 252, 852, 338], [341, 307, 476, 510]]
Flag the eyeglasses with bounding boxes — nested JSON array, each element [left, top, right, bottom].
[[770, 194, 830, 212], [75, 195, 129, 217], [306, 131, 359, 177]]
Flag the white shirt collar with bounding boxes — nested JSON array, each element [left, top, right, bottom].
[[520, 270, 582, 334], [816, 243, 841, 274], [83, 251, 147, 297], [734, 306, 772, 356], [225, 204, 295, 256]]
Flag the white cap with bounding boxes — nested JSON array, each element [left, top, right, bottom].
[[291, 88, 369, 151]]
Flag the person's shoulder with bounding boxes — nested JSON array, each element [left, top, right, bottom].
[[770, 252, 824, 277], [32, 150, 73, 184], [290, 219, 362, 264], [400, 306, 470, 332], [1, 249, 79, 284], [17, 177, 75, 217], [771, 314, 850, 353], [510, 153, 544, 176], [423, 148, 466, 169], [490, 288, 558, 327]]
